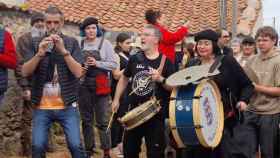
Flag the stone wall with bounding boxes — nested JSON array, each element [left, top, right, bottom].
[[0, 72, 23, 156]]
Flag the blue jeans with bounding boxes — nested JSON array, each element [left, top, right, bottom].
[[32, 105, 85, 158]]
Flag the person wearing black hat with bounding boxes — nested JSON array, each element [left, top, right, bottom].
[[176, 29, 254, 158], [238, 36, 257, 67], [15, 11, 47, 157], [78, 16, 118, 158]]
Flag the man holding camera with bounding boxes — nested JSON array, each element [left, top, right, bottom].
[[22, 6, 85, 158]]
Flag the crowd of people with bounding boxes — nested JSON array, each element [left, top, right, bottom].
[[0, 5, 279, 158]]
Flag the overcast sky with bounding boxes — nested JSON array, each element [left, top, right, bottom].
[[263, 0, 280, 24], [263, 0, 280, 33]]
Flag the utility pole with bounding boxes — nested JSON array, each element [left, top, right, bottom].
[[219, 0, 227, 29], [232, 0, 238, 36], [273, 17, 276, 29]]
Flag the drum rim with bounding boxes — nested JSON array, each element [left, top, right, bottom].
[[120, 97, 157, 121], [123, 103, 161, 130], [193, 80, 224, 148], [169, 88, 186, 148], [119, 97, 161, 130]]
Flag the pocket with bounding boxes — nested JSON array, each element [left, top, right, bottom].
[[95, 74, 111, 95]]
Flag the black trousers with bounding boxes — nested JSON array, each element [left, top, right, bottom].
[[110, 95, 129, 148], [78, 84, 111, 151], [232, 112, 280, 158], [123, 116, 166, 158]]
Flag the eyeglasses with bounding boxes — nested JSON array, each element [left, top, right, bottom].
[[222, 35, 230, 38]]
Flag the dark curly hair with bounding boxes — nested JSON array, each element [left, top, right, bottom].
[[145, 9, 161, 25], [114, 33, 131, 54]]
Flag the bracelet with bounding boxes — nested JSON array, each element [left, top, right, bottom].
[[63, 52, 70, 57], [35, 54, 45, 58]]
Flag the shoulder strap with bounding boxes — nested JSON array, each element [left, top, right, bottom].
[[209, 55, 224, 73], [80, 39, 85, 50], [98, 35, 105, 51], [119, 52, 129, 61], [135, 52, 166, 75]]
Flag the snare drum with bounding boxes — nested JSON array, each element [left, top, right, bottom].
[[119, 97, 161, 130], [169, 80, 224, 148]]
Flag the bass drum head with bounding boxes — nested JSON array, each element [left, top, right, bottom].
[[193, 80, 224, 148], [169, 80, 224, 148]]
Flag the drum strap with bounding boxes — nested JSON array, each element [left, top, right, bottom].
[[208, 55, 224, 73], [157, 54, 166, 74], [152, 54, 166, 97]]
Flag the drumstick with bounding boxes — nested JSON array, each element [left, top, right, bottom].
[[106, 112, 115, 133]]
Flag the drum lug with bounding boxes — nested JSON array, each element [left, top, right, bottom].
[[194, 125, 203, 129], [169, 96, 201, 100], [193, 96, 202, 99], [170, 125, 203, 129]]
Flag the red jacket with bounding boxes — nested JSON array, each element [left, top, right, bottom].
[[155, 24, 188, 63], [0, 30, 17, 69]]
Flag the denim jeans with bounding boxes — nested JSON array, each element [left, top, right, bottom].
[[32, 105, 85, 158]]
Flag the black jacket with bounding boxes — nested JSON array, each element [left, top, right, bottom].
[[187, 55, 254, 116], [222, 46, 233, 56]]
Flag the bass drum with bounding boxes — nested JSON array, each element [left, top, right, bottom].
[[169, 80, 224, 148]]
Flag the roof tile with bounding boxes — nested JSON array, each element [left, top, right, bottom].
[[26, 0, 259, 33]]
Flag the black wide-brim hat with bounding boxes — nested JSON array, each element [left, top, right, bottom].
[[194, 29, 219, 42]]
